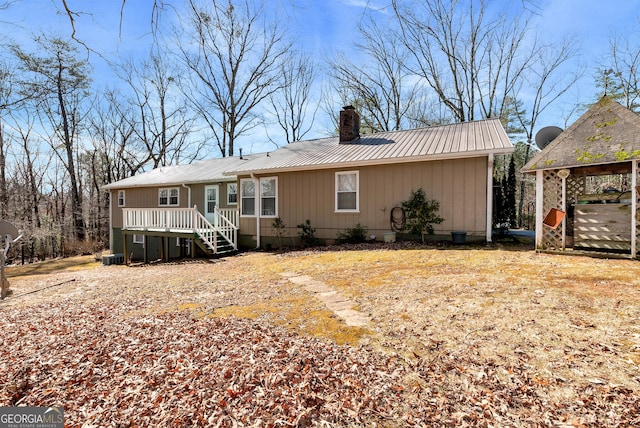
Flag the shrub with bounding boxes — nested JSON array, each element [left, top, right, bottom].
[[296, 219, 320, 247], [336, 223, 368, 244], [271, 217, 287, 248], [401, 188, 444, 242]]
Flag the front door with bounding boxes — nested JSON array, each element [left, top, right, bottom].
[[204, 185, 219, 224]]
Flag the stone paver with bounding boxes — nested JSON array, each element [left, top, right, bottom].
[[281, 273, 370, 327]]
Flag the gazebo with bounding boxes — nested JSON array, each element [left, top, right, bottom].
[[523, 96, 640, 259]]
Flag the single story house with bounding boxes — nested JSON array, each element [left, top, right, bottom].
[[102, 156, 252, 262], [103, 107, 513, 262], [523, 96, 640, 258]]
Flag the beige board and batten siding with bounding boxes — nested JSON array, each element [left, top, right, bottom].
[[238, 156, 487, 241]]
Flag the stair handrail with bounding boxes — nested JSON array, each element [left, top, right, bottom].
[[192, 208, 238, 253], [193, 209, 218, 253], [213, 207, 238, 250], [122, 206, 238, 254]]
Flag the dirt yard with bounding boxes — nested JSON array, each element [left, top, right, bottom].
[[1, 243, 639, 426]]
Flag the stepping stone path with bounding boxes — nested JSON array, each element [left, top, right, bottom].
[[281, 273, 370, 327]]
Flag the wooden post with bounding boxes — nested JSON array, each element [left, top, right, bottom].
[[561, 174, 567, 251], [123, 234, 129, 265], [632, 160, 637, 258], [0, 249, 9, 299], [535, 170, 544, 250], [164, 237, 169, 262]]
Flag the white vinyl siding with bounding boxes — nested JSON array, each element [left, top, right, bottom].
[[335, 171, 359, 212]]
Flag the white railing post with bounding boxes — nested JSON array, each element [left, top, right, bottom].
[[122, 206, 238, 254], [193, 205, 198, 233]]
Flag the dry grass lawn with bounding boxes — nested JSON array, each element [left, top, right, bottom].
[[2, 243, 639, 425]]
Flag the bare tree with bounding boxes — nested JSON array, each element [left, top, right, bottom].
[[90, 90, 146, 182], [328, 18, 420, 132], [512, 41, 581, 224], [179, 0, 290, 156], [405, 96, 453, 128], [87, 89, 153, 247], [0, 121, 9, 219], [0, 61, 14, 218], [13, 36, 91, 242], [600, 27, 640, 111], [114, 51, 198, 168], [12, 115, 45, 232], [8, 112, 51, 259], [268, 51, 317, 145], [392, 0, 537, 123]]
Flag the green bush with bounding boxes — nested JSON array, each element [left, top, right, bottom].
[[336, 223, 368, 244], [401, 188, 444, 242], [296, 219, 320, 247]]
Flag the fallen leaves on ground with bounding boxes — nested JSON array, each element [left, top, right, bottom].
[[1, 300, 639, 427], [2, 245, 640, 426]]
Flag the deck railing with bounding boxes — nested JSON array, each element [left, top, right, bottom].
[[122, 206, 238, 252]]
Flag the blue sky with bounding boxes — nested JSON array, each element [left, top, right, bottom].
[[2, 0, 640, 155]]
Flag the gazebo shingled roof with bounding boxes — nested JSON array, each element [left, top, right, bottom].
[[524, 96, 640, 173]]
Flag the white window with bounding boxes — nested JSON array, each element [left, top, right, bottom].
[[260, 177, 277, 217], [240, 179, 255, 216], [159, 187, 179, 206], [336, 171, 359, 212], [240, 178, 278, 216], [133, 234, 144, 244], [117, 190, 125, 207], [227, 183, 238, 205]]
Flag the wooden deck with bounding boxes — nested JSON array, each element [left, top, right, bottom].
[[122, 206, 239, 260]]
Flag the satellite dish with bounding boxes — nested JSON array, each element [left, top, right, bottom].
[[535, 126, 563, 150], [0, 221, 18, 240]]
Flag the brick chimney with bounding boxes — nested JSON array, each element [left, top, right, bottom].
[[339, 105, 360, 143]]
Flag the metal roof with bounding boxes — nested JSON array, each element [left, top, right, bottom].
[[523, 97, 640, 172], [102, 155, 255, 190], [224, 118, 513, 175], [103, 119, 512, 189]]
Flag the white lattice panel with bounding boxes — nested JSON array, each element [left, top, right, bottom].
[[566, 174, 585, 239], [542, 170, 563, 249]]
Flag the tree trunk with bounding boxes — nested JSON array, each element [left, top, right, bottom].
[[57, 61, 85, 242], [517, 144, 532, 227], [0, 122, 7, 219]]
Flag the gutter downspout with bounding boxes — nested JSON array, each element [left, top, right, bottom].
[[182, 183, 192, 207], [251, 174, 261, 249], [109, 190, 113, 253], [486, 153, 494, 243]]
